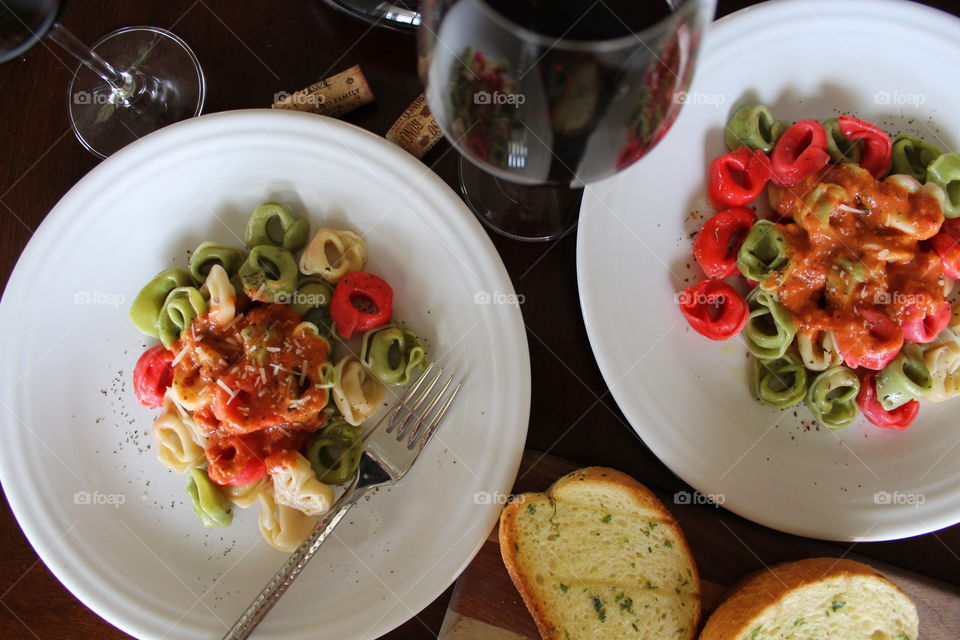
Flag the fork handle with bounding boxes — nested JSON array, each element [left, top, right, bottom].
[[222, 487, 367, 640]]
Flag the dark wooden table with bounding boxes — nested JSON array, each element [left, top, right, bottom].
[[1, 1, 958, 638]]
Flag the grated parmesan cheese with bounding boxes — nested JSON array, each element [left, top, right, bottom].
[[838, 204, 867, 215]]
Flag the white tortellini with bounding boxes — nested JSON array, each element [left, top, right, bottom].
[[923, 339, 960, 402], [152, 396, 206, 474], [222, 477, 267, 509], [168, 364, 211, 413], [332, 355, 385, 426], [796, 330, 843, 372], [257, 485, 318, 552], [884, 175, 947, 238], [201, 263, 236, 329], [270, 452, 335, 517], [299, 228, 367, 283]]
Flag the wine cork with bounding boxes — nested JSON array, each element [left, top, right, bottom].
[[272, 65, 374, 117], [386, 93, 443, 159]]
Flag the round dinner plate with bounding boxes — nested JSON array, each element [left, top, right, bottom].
[[578, 0, 960, 541], [0, 110, 530, 638]]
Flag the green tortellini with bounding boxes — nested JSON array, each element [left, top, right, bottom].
[[292, 276, 334, 335], [750, 353, 808, 409], [129, 268, 195, 337], [822, 117, 863, 164], [804, 366, 860, 430], [186, 468, 233, 528], [244, 202, 310, 251], [306, 418, 363, 485], [158, 286, 207, 348], [924, 152, 960, 218], [238, 246, 299, 302], [876, 344, 932, 410], [188, 241, 246, 283], [890, 135, 942, 182], [724, 105, 789, 154], [360, 324, 427, 386], [737, 220, 789, 284], [826, 257, 868, 299], [744, 288, 796, 360]]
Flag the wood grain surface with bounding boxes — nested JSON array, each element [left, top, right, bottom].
[[1, 1, 959, 639], [439, 452, 960, 640]]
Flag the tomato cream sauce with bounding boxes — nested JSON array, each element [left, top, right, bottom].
[[173, 304, 331, 439], [767, 164, 946, 366]]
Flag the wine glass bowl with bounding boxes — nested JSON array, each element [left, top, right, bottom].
[[419, 0, 716, 239], [0, 2, 204, 158], [67, 26, 205, 158]]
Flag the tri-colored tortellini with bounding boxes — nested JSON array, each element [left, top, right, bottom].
[[306, 418, 364, 485], [796, 330, 843, 372], [201, 264, 237, 329], [332, 355, 386, 426], [360, 324, 427, 386], [300, 227, 368, 283], [922, 338, 960, 402], [188, 241, 245, 282], [736, 220, 788, 285], [926, 152, 960, 218], [270, 452, 336, 517], [891, 135, 942, 182], [875, 344, 933, 410], [804, 366, 860, 430], [257, 485, 318, 553], [724, 104, 788, 154], [153, 396, 206, 474], [744, 288, 796, 360], [244, 201, 310, 251], [238, 246, 300, 303], [130, 203, 315, 345], [129, 268, 195, 337], [186, 468, 233, 528], [156, 286, 207, 349], [823, 117, 862, 164], [750, 352, 807, 409], [131, 201, 433, 548]]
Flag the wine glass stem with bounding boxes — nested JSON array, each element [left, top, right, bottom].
[[47, 22, 136, 101]]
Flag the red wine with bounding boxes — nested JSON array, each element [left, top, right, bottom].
[[0, 0, 61, 64], [424, 0, 707, 185], [483, 0, 673, 40]]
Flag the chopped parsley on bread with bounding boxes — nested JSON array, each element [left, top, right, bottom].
[[699, 557, 918, 640], [499, 467, 701, 640]]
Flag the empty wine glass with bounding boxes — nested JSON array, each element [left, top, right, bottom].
[[419, 0, 715, 240], [1, 1, 204, 158]]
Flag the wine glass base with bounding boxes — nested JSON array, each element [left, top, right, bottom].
[[458, 157, 583, 242], [68, 26, 205, 159]]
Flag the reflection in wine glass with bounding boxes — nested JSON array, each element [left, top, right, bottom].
[[420, 0, 716, 241], [1, 1, 204, 158]]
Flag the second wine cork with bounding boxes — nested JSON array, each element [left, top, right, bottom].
[[272, 65, 375, 117], [386, 93, 444, 159]]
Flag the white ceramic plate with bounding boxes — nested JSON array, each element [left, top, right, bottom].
[[578, 0, 960, 541], [0, 110, 530, 638]]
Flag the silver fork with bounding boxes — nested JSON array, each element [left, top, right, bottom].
[[222, 363, 461, 640]]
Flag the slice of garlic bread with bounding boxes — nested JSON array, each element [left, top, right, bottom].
[[499, 467, 701, 640], [699, 557, 918, 640]]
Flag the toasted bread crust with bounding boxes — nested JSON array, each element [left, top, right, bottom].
[[699, 557, 911, 640], [499, 466, 701, 640]]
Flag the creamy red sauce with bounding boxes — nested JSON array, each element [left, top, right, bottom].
[[173, 304, 331, 438], [767, 164, 946, 366]]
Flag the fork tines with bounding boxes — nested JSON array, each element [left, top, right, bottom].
[[382, 363, 461, 450]]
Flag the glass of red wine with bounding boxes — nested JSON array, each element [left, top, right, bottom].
[[419, 0, 715, 241], [1, 0, 204, 158]]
